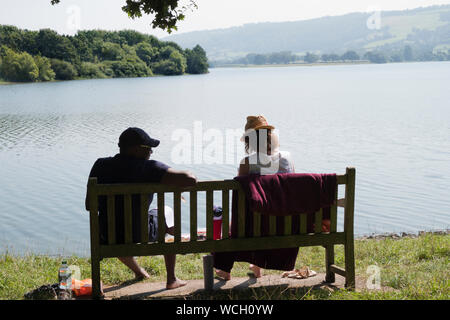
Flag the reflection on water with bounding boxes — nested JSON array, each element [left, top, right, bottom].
[[0, 62, 449, 256]]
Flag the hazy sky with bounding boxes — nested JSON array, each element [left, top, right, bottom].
[[1, 0, 450, 38]]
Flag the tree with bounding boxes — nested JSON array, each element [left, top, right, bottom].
[[304, 52, 319, 63], [118, 30, 147, 46], [105, 56, 152, 78], [364, 51, 387, 64], [152, 49, 186, 75], [51, 0, 198, 33], [0, 47, 39, 82], [34, 56, 56, 81], [50, 59, 78, 80], [254, 54, 267, 65], [98, 42, 124, 61], [341, 50, 359, 61], [37, 29, 76, 62], [135, 42, 158, 65], [0, 25, 207, 81], [78, 62, 107, 79], [403, 45, 414, 61], [185, 45, 208, 74]]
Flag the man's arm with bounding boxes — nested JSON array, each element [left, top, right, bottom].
[[160, 168, 197, 188], [85, 190, 90, 211]]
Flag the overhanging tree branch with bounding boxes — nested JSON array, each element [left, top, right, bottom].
[[51, 0, 197, 33]]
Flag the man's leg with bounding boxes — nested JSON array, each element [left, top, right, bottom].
[[118, 257, 150, 279], [164, 254, 187, 289]]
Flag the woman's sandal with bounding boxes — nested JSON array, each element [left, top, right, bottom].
[[281, 266, 317, 279]]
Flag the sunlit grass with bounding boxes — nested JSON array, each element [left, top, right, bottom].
[[1, 234, 448, 300]]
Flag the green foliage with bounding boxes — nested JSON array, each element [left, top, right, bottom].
[[341, 50, 360, 61], [105, 57, 153, 78], [37, 29, 76, 62], [304, 52, 320, 63], [98, 42, 124, 61], [51, 0, 198, 33], [152, 59, 182, 75], [135, 42, 158, 66], [50, 59, 78, 80], [0, 47, 39, 82], [403, 45, 414, 61], [0, 25, 207, 82], [78, 62, 107, 79], [185, 45, 208, 74], [152, 47, 186, 75], [364, 51, 388, 63], [321, 53, 341, 62], [34, 56, 55, 81]]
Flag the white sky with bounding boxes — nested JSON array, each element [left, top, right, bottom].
[[1, 0, 450, 38]]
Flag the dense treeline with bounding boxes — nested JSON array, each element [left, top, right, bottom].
[[211, 45, 450, 67], [0, 25, 208, 82]]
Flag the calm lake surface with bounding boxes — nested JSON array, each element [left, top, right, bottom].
[[0, 62, 449, 256]]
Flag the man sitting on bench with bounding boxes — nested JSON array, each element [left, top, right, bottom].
[[85, 127, 197, 289]]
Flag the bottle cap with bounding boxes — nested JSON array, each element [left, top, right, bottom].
[[213, 205, 223, 217]]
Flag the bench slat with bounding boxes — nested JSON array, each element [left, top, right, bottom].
[[284, 216, 292, 236], [206, 191, 214, 241], [253, 212, 261, 237], [222, 190, 229, 239], [315, 208, 323, 234], [190, 191, 197, 241], [124, 194, 132, 244], [140, 194, 149, 243], [92, 175, 347, 196], [107, 195, 116, 245], [157, 193, 165, 243], [300, 214, 307, 234], [174, 192, 181, 243], [99, 232, 347, 258], [269, 216, 277, 236], [238, 188, 245, 238]]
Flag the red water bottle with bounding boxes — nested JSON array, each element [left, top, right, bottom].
[[213, 206, 223, 240]]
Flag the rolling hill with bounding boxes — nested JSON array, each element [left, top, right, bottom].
[[163, 5, 450, 61]]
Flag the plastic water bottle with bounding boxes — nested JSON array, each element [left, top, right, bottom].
[[213, 206, 223, 240], [58, 260, 72, 299]]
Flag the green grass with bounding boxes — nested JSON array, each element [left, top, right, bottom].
[[1, 234, 448, 300]]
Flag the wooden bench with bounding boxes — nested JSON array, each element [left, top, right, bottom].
[[87, 167, 356, 299]]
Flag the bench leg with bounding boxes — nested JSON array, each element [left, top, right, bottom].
[[344, 242, 355, 289], [325, 245, 335, 283], [91, 257, 102, 299], [203, 255, 214, 291]]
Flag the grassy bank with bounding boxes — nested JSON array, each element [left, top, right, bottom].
[[0, 79, 15, 85], [0, 233, 448, 300]]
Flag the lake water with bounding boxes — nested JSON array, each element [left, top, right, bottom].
[[0, 62, 449, 257]]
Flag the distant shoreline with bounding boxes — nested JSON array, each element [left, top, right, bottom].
[[211, 61, 371, 68], [209, 60, 450, 69]]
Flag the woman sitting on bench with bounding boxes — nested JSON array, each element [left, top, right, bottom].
[[215, 115, 296, 280]]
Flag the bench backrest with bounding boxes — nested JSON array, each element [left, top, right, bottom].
[[87, 167, 355, 258]]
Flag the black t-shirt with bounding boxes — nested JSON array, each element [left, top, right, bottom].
[[88, 154, 169, 244]]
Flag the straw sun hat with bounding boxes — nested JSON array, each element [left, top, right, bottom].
[[241, 115, 275, 141]]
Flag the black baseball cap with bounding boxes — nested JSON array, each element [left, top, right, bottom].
[[118, 127, 160, 149]]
